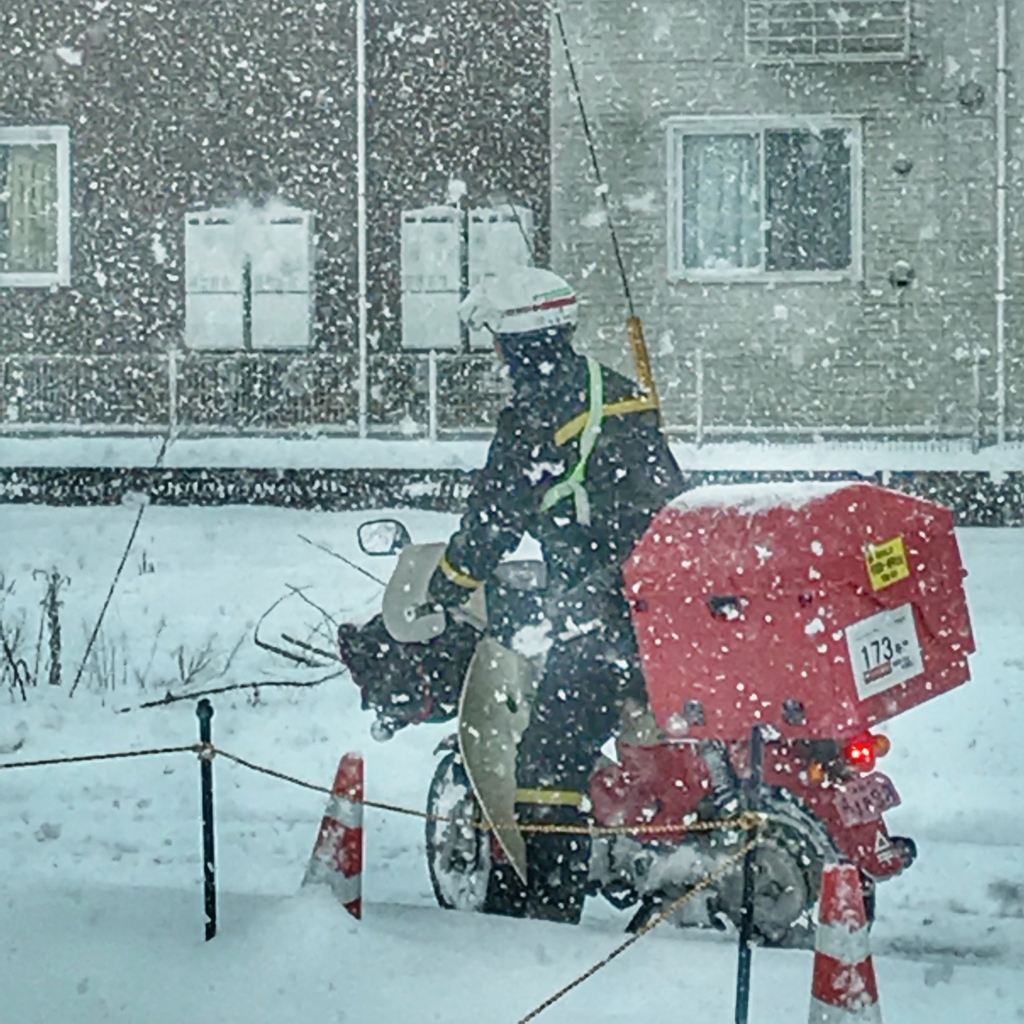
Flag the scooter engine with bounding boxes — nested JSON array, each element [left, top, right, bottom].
[[591, 796, 837, 948]]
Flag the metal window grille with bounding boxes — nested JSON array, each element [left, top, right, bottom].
[[745, 0, 911, 62], [0, 352, 505, 436]]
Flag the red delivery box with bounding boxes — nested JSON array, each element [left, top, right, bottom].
[[623, 481, 975, 741]]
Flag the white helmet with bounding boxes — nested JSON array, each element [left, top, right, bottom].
[[459, 267, 579, 337]]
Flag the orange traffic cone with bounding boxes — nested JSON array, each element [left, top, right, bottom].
[[302, 752, 364, 919], [809, 862, 882, 1022]]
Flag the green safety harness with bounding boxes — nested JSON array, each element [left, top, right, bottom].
[[539, 356, 604, 526]]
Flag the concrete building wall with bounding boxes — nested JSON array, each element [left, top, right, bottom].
[[551, 0, 1022, 441]]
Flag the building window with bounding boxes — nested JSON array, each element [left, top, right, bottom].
[[667, 117, 861, 282], [0, 126, 71, 287]]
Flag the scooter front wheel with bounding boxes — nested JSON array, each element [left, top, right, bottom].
[[425, 750, 527, 916]]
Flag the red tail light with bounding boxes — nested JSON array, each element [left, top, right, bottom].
[[844, 731, 890, 772]]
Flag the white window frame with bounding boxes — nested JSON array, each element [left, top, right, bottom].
[[666, 115, 863, 284], [0, 125, 72, 288]]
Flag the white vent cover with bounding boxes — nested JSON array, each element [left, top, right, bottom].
[[745, 0, 911, 63]]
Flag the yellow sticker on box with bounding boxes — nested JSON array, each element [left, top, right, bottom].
[[865, 536, 911, 591]]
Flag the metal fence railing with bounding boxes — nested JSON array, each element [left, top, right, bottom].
[[0, 351, 367, 436], [0, 348, 1001, 448], [0, 350, 533, 439], [1, 352, 168, 428], [0, 350, 701, 441]]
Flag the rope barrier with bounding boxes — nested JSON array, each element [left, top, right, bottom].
[[1, 740, 768, 840], [1, 732, 775, 1021], [515, 832, 763, 1024], [516, 812, 766, 836], [216, 749, 334, 795], [0, 743, 200, 771], [212, 750, 772, 1024], [215, 746, 767, 837]]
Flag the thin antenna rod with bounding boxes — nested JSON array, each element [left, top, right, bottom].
[[552, 4, 634, 319], [356, 0, 369, 437], [505, 200, 534, 262]]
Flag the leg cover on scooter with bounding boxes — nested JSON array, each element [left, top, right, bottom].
[[515, 800, 591, 925]]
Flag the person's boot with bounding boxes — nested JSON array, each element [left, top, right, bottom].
[[515, 800, 591, 925]]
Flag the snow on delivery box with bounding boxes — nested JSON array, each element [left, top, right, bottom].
[[623, 481, 975, 740]]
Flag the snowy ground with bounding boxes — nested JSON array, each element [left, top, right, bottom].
[[1, 505, 1023, 1023]]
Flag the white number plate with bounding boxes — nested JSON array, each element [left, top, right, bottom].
[[834, 772, 901, 827], [844, 603, 924, 699]]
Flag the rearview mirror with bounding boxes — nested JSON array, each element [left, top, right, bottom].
[[358, 518, 412, 556]]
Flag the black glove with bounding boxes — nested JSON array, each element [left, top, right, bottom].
[[337, 615, 477, 737]]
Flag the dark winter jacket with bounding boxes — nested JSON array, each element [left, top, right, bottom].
[[434, 329, 683, 598]]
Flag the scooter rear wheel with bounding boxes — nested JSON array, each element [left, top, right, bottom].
[[714, 796, 837, 948], [425, 751, 527, 916]]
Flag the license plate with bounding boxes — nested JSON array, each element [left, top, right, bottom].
[[833, 772, 901, 827]]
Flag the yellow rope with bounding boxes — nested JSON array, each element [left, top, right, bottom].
[[219, 747, 767, 838], [516, 831, 763, 1024]]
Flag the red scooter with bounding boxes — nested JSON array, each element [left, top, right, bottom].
[[341, 481, 974, 945]]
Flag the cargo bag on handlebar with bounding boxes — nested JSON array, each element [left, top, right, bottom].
[[337, 614, 479, 733]]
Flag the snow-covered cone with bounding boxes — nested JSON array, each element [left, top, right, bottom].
[[302, 752, 364, 919], [809, 863, 881, 1023]]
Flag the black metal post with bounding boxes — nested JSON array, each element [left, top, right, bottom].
[[241, 257, 253, 351], [734, 724, 764, 1024], [197, 698, 217, 941]]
